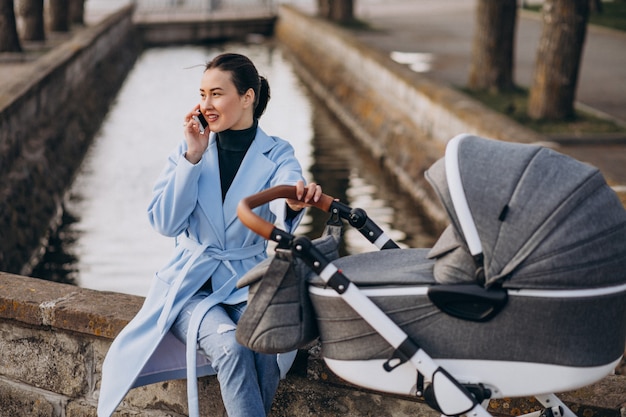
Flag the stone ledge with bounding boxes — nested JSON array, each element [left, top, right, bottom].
[[1, 272, 624, 416], [0, 272, 140, 339]]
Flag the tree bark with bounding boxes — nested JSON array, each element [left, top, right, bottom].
[[527, 0, 590, 120], [467, 0, 517, 93], [318, 0, 330, 18], [317, 0, 354, 23], [0, 0, 22, 52], [48, 0, 69, 32], [16, 0, 45, 41], [68, 0, 84, 25]]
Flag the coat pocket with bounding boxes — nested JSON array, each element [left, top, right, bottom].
[[145, 271, 174, 301]]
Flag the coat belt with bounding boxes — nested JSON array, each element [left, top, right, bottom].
[[157, 235, 265, 331]]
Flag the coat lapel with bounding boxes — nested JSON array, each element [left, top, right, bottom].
[[197, 134, 226, 246], [223, 129, 277, 229]]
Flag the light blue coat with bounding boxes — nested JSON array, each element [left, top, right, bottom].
[[98, 127, 306, 417]]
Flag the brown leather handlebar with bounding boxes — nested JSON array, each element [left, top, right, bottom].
[[237, 185, 336, 240]]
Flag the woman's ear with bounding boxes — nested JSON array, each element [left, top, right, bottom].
[[243, 88, 255, 109]]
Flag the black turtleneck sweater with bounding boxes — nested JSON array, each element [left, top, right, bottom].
[[216, 120, 257, 201]]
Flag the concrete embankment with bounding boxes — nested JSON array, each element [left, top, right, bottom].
[[135, 13, 276, 45], [0, 5, 140, 276]]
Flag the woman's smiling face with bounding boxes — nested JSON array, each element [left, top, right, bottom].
[[199, 68, 254, 132]]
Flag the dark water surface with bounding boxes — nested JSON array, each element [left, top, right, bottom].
[[32, 42, 438, 296]]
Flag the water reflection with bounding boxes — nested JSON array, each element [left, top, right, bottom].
[[32, 42, 438, 296], [30, 210, 79, 285]]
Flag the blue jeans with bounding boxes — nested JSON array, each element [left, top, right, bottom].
[[171, 292, 280, 417]]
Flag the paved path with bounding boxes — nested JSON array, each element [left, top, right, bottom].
[[353, 0, 626, 125], [350, 0, 626, 187]]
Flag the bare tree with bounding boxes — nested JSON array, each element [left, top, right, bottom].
[[0, 0, 22, 52], [318, 0, 354, 23], [528, 0, 590, 120], [48, 0, 69, 32], [16, 0, 45, 41], [467, 0, 517, 93]]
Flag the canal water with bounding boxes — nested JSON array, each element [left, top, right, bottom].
[[32, 41, 438, 296]]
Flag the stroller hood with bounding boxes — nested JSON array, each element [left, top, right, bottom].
[[425, 134, 626, 289]]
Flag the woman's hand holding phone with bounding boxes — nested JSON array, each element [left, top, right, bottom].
[[183, 105, 210, 164], [192, 112, 209, 134]]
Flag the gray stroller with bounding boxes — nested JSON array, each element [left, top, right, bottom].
[[237, 134, 626, 417]]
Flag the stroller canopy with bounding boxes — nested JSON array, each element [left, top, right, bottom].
[[425, 134, 626, 289]]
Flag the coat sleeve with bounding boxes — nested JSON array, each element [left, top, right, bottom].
[[266, 137, 307, 234], [147, 140, 203, 237]]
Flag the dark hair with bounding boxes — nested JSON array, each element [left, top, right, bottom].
[[205, 53, 270, 119]]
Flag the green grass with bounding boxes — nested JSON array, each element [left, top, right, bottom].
[[462, 87, 626, 135], [523, 1, 626, 32], [589, 2, 626, 31]]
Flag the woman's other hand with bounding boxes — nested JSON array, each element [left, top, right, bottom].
[[286, 180, 322, 212]]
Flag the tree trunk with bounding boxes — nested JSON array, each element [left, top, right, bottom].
[[0, 0, 22, 52], [48, 0, 69, 32], [68, 0, 84, 25], [318, 0, 330, 18], [330, 0, 353, 22], [527, 0, 590, 120], [467, 0, 517, 93], [16, 0, 45, 41], [317, 0, 354, 22], [589, 0, 602, 13]]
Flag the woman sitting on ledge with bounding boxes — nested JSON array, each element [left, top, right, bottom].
[[98, 52, 322, 417]]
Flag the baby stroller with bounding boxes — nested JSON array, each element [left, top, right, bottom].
[[237, 134, 626, 417]]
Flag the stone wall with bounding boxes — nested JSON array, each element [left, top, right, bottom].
[[0, 6, 140, 276], [136, 15, 277, 45]]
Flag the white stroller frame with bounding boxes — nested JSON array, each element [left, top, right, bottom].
[[237, 136, 626, 417]]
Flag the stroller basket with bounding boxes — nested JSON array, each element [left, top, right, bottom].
[[237, 135, 626, 417]]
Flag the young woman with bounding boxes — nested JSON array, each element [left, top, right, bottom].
[[98, 53, 322, 417]]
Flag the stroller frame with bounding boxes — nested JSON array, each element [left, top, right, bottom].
[[237, 185, 622, 417]]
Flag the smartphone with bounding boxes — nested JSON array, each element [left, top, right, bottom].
[[192, 112, 209, 134]]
